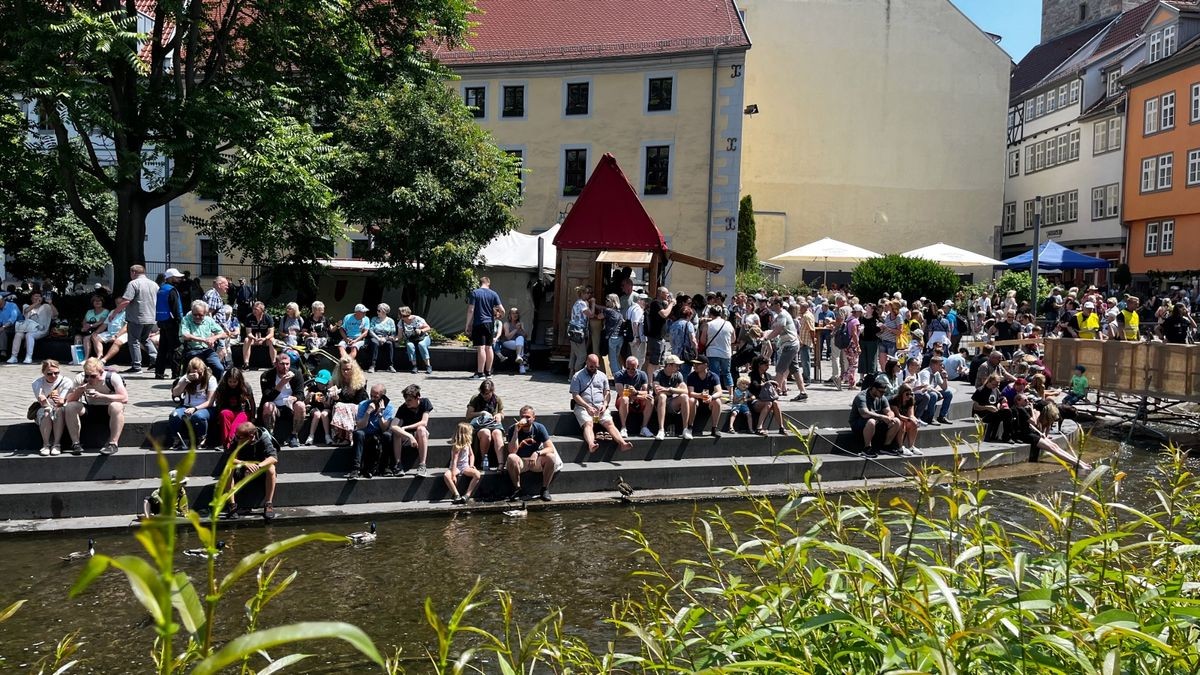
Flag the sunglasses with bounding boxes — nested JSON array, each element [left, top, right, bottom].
[[46, 371, 60, 376]]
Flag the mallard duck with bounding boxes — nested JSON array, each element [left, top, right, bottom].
[[183, 540, 227, 559], [347, 522, 377, 545], [502, 502, 528, 518], [616, 476, 635, 501], [60, 538, 95, 562]]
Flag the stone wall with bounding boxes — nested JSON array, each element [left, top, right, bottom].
[[1041, 0, 1137, 42]]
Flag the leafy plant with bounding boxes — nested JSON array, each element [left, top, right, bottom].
[[995, 269, 1051, 306], [736, 194, 758, 272], [851, 254, 960, 305]]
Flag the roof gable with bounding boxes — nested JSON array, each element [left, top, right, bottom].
[[552, 153, 666, 252], [1095, 0, 1161, 53], [1010, 20, 1112, 97], [432, 0, 750, 66]]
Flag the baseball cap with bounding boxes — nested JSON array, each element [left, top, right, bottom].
[[1015, 377, 1027, 386], [354, 303, 369, 313], [690, 354, 709, 366], [872, 374, 890, 388], [664, 354, 685, 365], [943, 300, 954, 307], [852, 304, 863, 312], [1083, 301, 1095, 309], [314, 369, 332, 385], [753, 293, 766, 301], [163, 268, 183, 279]]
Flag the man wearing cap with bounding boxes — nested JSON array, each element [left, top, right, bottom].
[[0, 295, 19, 361], [975, 350, 1016, 389], [1121, 296, 1141, 341], [112, 265, 160, 374], [1067, 301, 1100, 340], [652, 354, 695, 440], [849, 374, 901, 457], [570, 353, 633, 452], [338, 303, 370, 361], [180, 299, 228, 379], [154, 268, 186, 380], [686, 355, 725, 437]]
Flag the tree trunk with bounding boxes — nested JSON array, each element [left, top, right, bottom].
[[112, 190, 149, 293]]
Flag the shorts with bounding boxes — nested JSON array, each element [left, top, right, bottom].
[[573, 406, 613, 427], [731, 403, 751, 415], [522, 450, 564, 473], [775, 344, 799, 375], [471, 321, 494, 347], [647, 339, 669, 365]]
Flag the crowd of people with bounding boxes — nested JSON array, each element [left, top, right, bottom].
[[22, 266, 1197, 511]]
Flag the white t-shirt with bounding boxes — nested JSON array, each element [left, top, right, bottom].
[[177, 374, 218, 407], [32, 374, 72, 401], [625, 303, 645, 341], [703, 317, 735, 359]]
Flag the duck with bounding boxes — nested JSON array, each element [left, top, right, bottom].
[[183, 540, 227, 559], [347, 522, 377, 545], [502, 502, 528, 518], [60, 538, 95, 563], [616, 476, 635, 501]]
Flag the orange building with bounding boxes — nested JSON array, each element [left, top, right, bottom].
[[1121, 7, 1200, 284]]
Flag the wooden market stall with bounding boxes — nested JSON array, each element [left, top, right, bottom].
[[551, 153, 722, 355]]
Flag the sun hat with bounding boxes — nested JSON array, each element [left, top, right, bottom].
[[314, 369, 332, 385]]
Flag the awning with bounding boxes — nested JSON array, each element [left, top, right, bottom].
[[666, 249, 723, 273], [596, 250, 654, 265]]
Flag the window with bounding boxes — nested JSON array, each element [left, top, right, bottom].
[[502, 85, 525, 118], [1150, 31, 1163, 63], [1041, 190, 1079, 226], [1007, 149, 1020, 177], [1070, 80, 1081, 104], [1057, 135, 1069, 164], [1141, 157, 1157, 192], [563, 148, 587, 195], [1091, 184, 1119, 220], [1188, 149, 1200, 186], [1150, 25, 1178, 63], [1080, 2, 1088, 21], [1068, 191, 1078, 223], [1107, 117, 1122, 151], [1192, 83, 1199, 123], [1107, 68, 1122, 97], [464, 86, 485, 118], [647, 77, 673, 112], [1024, 129, 1081, 174], [1162, 92, 1176, 130], [1146, 222, 1159, 254], [1165, 25, 1178, 57], [1158, 153, 1174, 190], [1094, 118, 1122, 154], [1035, 143, 1045, 171], [1047, 91, 1058, 113], [350, 238, 371, 260], [644, 145, 670, 195], [505, 149, 523, 195], [1036, 94, 1045, 117], [1161, 221, 1175, 253], [1024, 200, 1035, 230], [1145, 97, 1158, 134], [1026, 99, 1035, 121], [1003, 202, 1017, 233], [199, 239, 219, 277], [565, 82, 589, 115], [1059, 84, 1068, 109]]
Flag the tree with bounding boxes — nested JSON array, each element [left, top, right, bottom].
[[994, 270, 1050, 306], [850, 254, 960, 306], [0, 0, 474, 288], [736, 194, 758, 271], [1114, 263, 1132, 290], [334, 81, 522, 315]]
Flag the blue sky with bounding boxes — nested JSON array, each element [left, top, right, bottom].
[[950, 0, 1042, 61]]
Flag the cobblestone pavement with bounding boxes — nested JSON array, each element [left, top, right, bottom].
[[0, 361, 881, 422]]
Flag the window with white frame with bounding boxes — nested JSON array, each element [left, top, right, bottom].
[[1036, 94, 1045, 117], [1042, 190, 1079, 226], [1150, 31, 1163, 63], [1192, 83, 1200, 123], [1091, 183, 1120, 220], [1026, 98, 1035, 121], [1007, 149, 1020, 177], [1158, 153, 1174, 190], [1068, 129, 1080, 160], [464, 86, 486, 118], [1141, 157, 1157, 192], [1187, 148, 1200, 186], [1047, 90, 1058, 113], [1146, 97, 1159, 134], [1059, 84, 1068, 108], [1003, 202, 1017, 233], [1165, 25, 1177, 58], [1146, 222, 1159, 254], [1094, 117, 1122, 154], [1107, 69, 1122, 97], [1024, 200, 1035, 230], [1070, 80, 1081, 104], [1068, 190, 1078, 222], [1161, 221, 1175, 253], [1107, 117, 1122, 150], [1024, 129, 1081, 174], [1162, 92, 1176, 130]]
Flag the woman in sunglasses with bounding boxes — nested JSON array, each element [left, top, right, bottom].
[[31, 359, 71, 456]]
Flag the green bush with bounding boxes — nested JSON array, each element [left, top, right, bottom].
[[850, 254, 959, 305], [735, 267, 808, 298], [995, 269, 1051, 306]]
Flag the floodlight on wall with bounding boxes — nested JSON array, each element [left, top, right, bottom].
[[743, 104, 759, 116]]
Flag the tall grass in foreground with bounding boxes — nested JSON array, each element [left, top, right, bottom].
[[7, 436, 1200, 673]]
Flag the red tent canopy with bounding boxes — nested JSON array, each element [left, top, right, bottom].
[[552, 153, 667, 252]]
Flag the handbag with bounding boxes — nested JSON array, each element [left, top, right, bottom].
[[27, 401, 41, 421], [567, 322, 586, 344]]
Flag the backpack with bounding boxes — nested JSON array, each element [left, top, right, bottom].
[[833, 322, 852, 350]]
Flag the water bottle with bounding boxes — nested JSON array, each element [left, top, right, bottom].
[[482, 454, 489, 471]]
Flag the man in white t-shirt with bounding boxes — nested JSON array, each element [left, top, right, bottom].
[[626, 292, 647, 366], [63, 357, 129, 456], [702, 305, 735, 390]]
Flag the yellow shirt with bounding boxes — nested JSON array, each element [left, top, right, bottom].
[[1121, 310, 1139, 341], [1074, 312, 1100, 339]]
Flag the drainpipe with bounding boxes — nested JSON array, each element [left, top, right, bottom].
[[704, 46, 719, 292]]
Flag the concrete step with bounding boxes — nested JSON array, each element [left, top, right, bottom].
[[0, 420, 992, 484], [0, 441, 1025, 520]]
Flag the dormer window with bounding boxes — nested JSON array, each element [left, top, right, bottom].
[[1149, 24, 1178, 64], [1107, 68, 1122, 97]]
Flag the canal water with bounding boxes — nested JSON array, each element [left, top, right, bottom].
[[0, 438, 1179, 673]]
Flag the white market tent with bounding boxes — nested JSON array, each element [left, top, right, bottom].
[[769, 237, 882, 286], [900, 242, 1005, 268], [477, 226, 559, 271]]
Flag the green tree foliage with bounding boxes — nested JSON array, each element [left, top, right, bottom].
[[334, 81, 522, 314], [995, 269, 1051, 306], [0, 0, 474, 286], [736, 194, 757, 271], [1114, 263, 1132, 289], [851, 254, 960, 305]]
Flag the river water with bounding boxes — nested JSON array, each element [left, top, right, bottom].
[[0, 437, 1179, 673]]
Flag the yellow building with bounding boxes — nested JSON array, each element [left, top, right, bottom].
[[738, 0, 1012, 286], [432, 0, 751, 297]]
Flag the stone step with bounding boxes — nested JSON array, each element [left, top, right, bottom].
[[0, 441, 1025, 520], [0, 420, 991, 484]]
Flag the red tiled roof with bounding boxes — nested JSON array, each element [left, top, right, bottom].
[[432, 0, 749, 66], [553, 153, 666, 252], [1011, 20, 1111, 98], [1095, 0, 1160, 53]]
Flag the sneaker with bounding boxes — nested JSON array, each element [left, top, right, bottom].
[[22, 358, 32, 365], [100, 442, 118, 456], [540, 488, 553, 501], [778, 427, 788, 436], [471, 372, 483, 380], [880, 446, 904, 457], [910, 447, 924, 456], [425, 366, 433, 375], [901, 447, 915, 457], [484, 371, 492, 378], [361, 471, 373, 479], [937, 416, 951, 425], [508, 489, 522, 502], [70, 443, 83, 456], [415, 464, 428, 476], [343, 470, 361, 480], [640, 427, 654, 438], [710, 428, 722, 438], [220, 506, 241, 520], [864, 447, 879, 459], [682, 428, 693, 440], [39, 446, 50, 456], [928, 418, 942, 426], [791, 392, 808, 402], [288, 435, 299, 448], [50, 444, 61, 456], [452, 495, 466, 505], [367, 366, 375, 373], [519, 364, 527, 375], [654, 429, 665, 441], [380, 467, 395, 478], [4, 356, 14, 364], [387, 366, 397, 373], [123, 366, 142, 374], [263, 503, 276, 521], [916, 420, 928, 427], [411, 367, 418, 374]]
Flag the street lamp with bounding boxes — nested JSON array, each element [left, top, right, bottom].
[[1032, 195, 1042, 316]]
